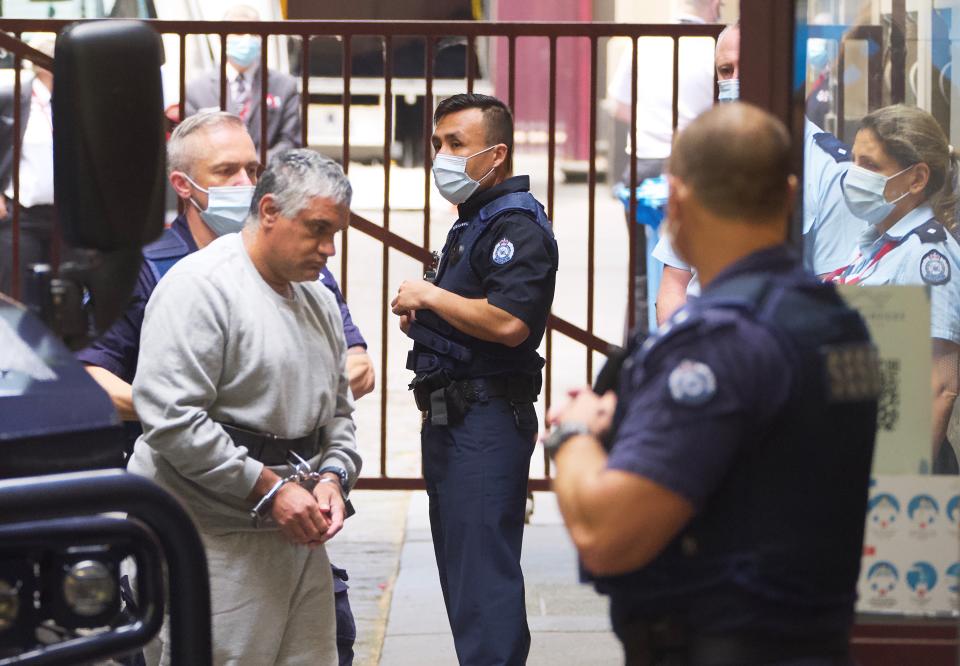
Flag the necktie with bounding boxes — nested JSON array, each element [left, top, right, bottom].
[[234, 73, 248, 114]]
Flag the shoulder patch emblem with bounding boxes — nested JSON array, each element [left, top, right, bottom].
[[492, 238, 515, 265], [668, 359, 717, 406], [920, 249, 951, 285]]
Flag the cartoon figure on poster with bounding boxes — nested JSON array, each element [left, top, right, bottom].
[[865, 561, 899, 607], [906, 561, 938, 604], [907, 494, 940, 533], [867, 492, 901, 532], [947, 495, 960, 531], [947, 563, 960, 595]]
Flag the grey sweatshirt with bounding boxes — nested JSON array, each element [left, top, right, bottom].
[[128, 232, 361, 531]]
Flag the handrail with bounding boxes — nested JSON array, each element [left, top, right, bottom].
[[0, 19, 724, 39], [0, 31, 53, 69]]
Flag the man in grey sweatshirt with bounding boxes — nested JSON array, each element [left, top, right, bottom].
[[129, 149, 361, 665]]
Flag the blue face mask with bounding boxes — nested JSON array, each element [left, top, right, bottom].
[[183, 174, 255, 236], [226, 35, 261, 69], [718, 78, 739, 103], [841, 164, 914, 226]]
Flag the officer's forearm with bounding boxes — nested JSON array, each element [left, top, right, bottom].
[[85, 365, 138, 421], [553, 436, 695, 576], [424, 289, 529, 347], [553, 434, 609, 542]]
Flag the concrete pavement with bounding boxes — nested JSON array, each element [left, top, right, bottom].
[[336, 489, 623, 665]]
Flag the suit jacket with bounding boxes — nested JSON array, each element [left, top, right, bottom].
[[184, 66, 301, 162], [0, 77, 33, 195]]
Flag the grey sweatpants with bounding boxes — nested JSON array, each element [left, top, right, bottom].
[[151, 529, 337, 666]]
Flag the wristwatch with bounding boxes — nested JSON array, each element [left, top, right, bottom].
[[318, 466, 350, 496], [543, 421, 593, 459]]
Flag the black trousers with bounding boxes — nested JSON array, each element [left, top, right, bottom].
[[0, 197, 56, 296]]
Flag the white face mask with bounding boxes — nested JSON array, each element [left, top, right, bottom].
[[717, 78, 739, 103], [183, 174, 255, 236], [841, 164, 914, 226], [432, 145, 497, 205]]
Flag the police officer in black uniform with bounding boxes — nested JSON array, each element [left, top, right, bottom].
[[392, 93, 558, 666], [546, 103, 878, 666]]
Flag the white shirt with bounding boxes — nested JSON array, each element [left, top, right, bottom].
[[5, 77, 54, 207], [607, 18, 715, 159], [129, 232, 362, 530]]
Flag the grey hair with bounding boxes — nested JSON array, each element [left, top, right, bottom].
[[248, 149, 352, 224], [167, 111, 246, 176]]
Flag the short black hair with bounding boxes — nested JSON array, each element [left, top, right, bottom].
[[434, 93, 513, 173]]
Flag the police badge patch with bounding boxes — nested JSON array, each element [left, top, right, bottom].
[[667, 359, 717, 406], [492, 238, 515, 265], [920, 249, 951, 285]]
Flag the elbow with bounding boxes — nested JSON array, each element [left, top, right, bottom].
[[569, 524, 654, 576], [499, 320, 530, 348]]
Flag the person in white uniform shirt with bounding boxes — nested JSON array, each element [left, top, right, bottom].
[[129, 149, 362, 665], [607, 0, 720, 184], [652, 22, 861, 323], [0, 35, 56, 295], [828, 104, 960, 474]]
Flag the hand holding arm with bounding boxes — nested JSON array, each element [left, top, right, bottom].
[[392, 279, 530, 347]]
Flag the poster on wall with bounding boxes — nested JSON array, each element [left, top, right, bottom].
[[837, 285, 932, 474], [839, 285, 958, 615], [858, 475, 960, 616]]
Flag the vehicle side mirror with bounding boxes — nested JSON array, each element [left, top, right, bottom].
[[54, 19, 165, 249]]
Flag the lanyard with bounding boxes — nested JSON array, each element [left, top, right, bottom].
[[829, 240, 900, 285], [31, 88, 53, 132]]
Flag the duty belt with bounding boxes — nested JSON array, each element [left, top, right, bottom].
[[220, 422, 321, 466], [617, 615, 850, 666], [410, 372, 540, 426]]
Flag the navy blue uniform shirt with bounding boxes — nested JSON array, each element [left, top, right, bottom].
[[607, 245, 798, 506], [76, 215, 199, 382], [601, 244, 876, 640], [454, 175, 558, 355]]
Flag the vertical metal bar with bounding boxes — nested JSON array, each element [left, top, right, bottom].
[[300, 35, 309, 149], [544, 34, 557, 466], [671, 36, 680, 133], [424, 37, 434, 256], [627, 35, 638, 333], [586, 36, 597, 384], [547, 36, 557, 221], [890, 0, 906, 104], [466, 34, 475, 94], [342, 35, 352, 174], [341, 35, 352, 297], [380, 34, 393, 478], [507, 35, 516, 111], [219, 32, 228, 111], [10, 36, 21, 300], [259, 33, 268, 166], [178, 32, 186, 122]]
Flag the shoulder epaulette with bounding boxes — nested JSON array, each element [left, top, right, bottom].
[[478, 191, 544, 223], [813, 132, 853, 163], [909, 219, 947, 244]]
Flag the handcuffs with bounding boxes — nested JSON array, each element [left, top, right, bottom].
[[249, 452, 353, 528]]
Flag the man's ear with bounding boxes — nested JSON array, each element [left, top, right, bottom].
[[258, 193, 279, 228], [492, 143, 509, 171], [169, 171, 193, 200], [784, 174, 800, 216]]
